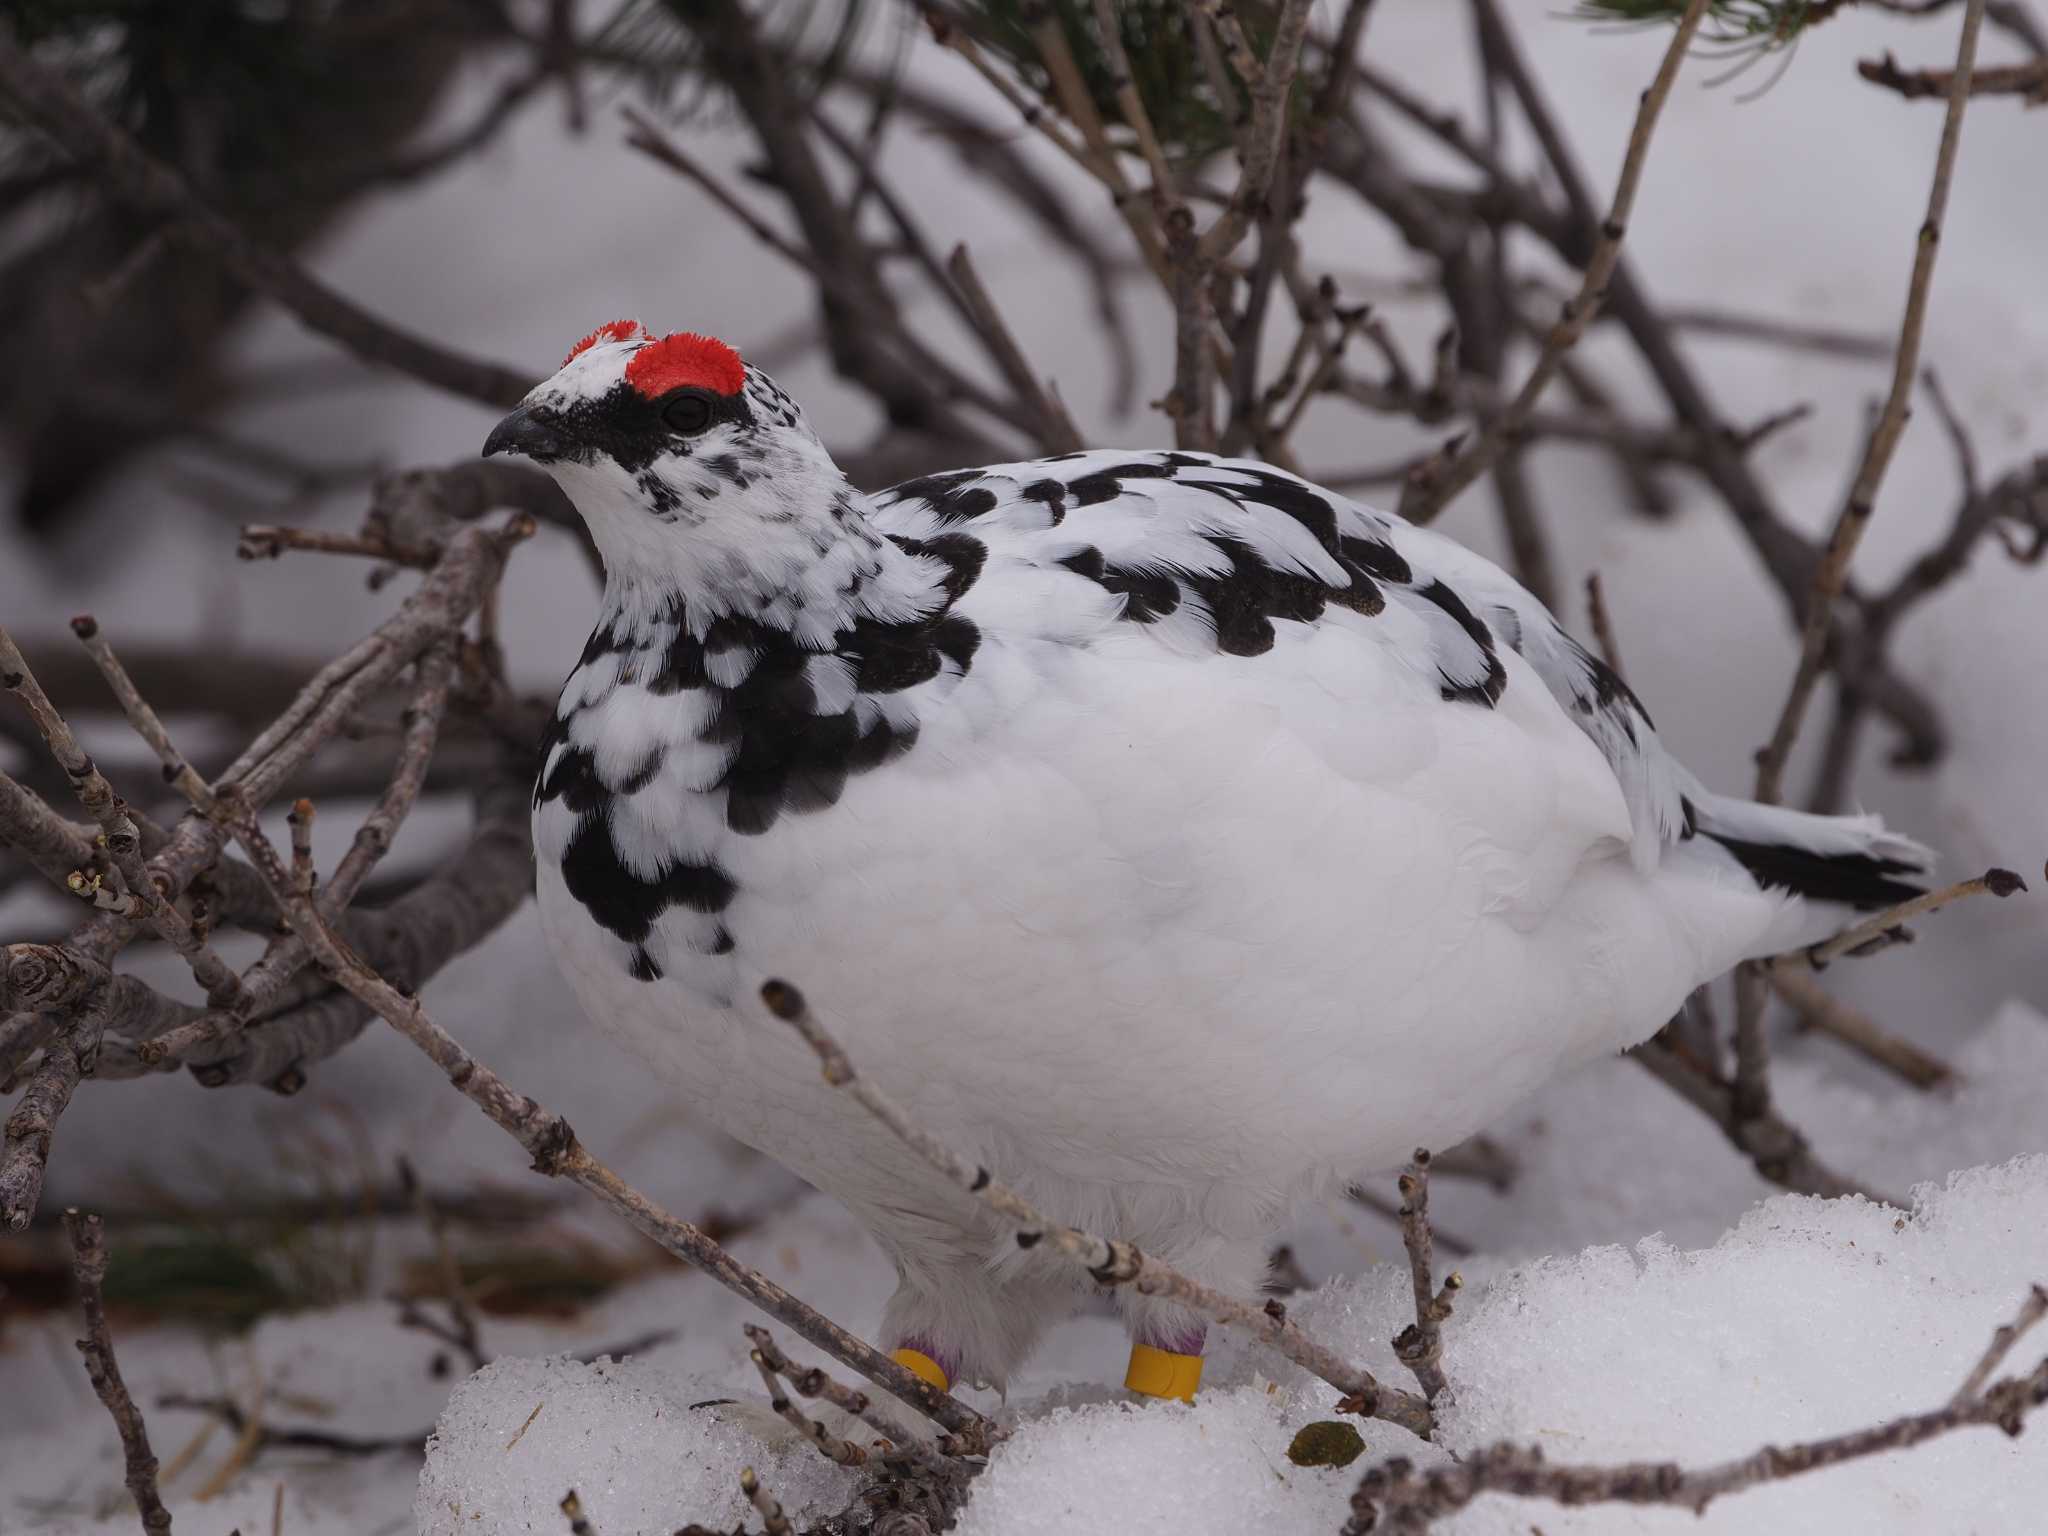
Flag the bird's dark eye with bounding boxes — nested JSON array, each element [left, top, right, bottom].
[[662, 391, 715, 435]]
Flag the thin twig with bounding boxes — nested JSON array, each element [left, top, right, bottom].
[[740, 1467, 794, 1536], [916, 10, 1095, 179], [1089, 0, 1179, 202], [1753, 0, 1989, 804], [749, 1341, 870, 1467], [1730, 962, 1773, 1127], [1952, 1284, 2048, 1404], [1793, 867, 2026, 971], [326, 646, 455, 904], [944, 245, 1085, 454], [760, 978, 1433, 1438], [237, 525, 437, 568], [1767, 965, 1956, 1091], [1584, 571, 1626, 677], [1024, 10, 1169, 274], [1391, 1150, 1459, 1404], [620, 106, 830, 279], [1626, 1036, 1890, 1203], [1920, 367, 1981, 500], [396, 1153, 487, 1373], [136, 539, 520, 1073], [743, 1325, 944, 1467], [1397, 0, 1712, 523], [1, 628, 249, 1009], [0, 768, 100, 892], [65, 1210, 175, 1536], [1197, 0, 1319, 263], [1660, 304, 1894, 361], [1, 629, 146, 863], [155, 1394, 427, 1460], [1858, 48, 2047, 99], [68, 616, 214, 811], [560, 1490, 597, 1536], [288, 799, 317, 901], [1346, 1184, 1475, 1259]]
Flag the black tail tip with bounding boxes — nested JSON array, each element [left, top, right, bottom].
[[1705, 832, 1924, 911]]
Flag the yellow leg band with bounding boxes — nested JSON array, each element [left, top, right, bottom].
[[1125, 1343, 1203, 1402], [891, 1347, 951, 1391]]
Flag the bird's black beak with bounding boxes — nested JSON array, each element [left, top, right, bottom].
[[482, 404, 568, 462]]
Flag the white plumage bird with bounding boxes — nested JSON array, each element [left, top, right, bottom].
[[484, 322, 1929, 1402]]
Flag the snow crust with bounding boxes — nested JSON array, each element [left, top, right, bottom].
[[414, 1355, 860, 1536]]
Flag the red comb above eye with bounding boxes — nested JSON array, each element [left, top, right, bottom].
[[563, 319, 646, 367], [625, 331, 746, 399]]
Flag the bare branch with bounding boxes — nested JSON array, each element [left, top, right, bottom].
[[1196, 0, 1319, 263], [944, 244, 1085, 454], [396, 1153, 488, 1373], [236, 525, 436, 568], [1753, 0, 1989, 803], [327, 645, 455, 903], [748, 1338, 871, 1467], [560, 1490, 597, 1536], [1767, 964, 1956, 1090], [154, 1393, 428, 1462], [1626, 1036, 1890, 1202], [1658, 305, 1893, 361], [133, 763, 534, 1086], [67, 616, 215, 812], [740, 1466, 794, 1536], [1, 768, 99, 893], [1, 627, 250, 1010], [1391, 1150, 1460, 1404], [1397, 0, 1713, 523], [1859, 48, 2047, 98], [65, 1209, 175, 1536], [744, 1324, 945, 1468], [1953, 1284, 2048, 1404], [2, 1010, 95, 1227], [1584, 571, 1626, 676], [1792, 867, 2027, 971], [1089, 0, 1179, 201]]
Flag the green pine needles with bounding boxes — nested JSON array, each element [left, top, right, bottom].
[[1570, 1, 1849, 52]]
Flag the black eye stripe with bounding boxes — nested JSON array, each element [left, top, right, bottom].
[[544, 381, 755, 472]]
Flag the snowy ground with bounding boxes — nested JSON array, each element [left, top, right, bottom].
[[4, 0, 2048, 1531]]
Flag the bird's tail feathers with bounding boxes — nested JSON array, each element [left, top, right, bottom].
[[1689, 793, 1931, 955]]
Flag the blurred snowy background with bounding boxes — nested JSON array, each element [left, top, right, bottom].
[[2, 1, 2046, 1532]]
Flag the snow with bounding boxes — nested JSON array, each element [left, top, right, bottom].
[[389, 1154, 2046, 1536], [5, 0, 2048, 1531], [415, 1356, 860, 1536]]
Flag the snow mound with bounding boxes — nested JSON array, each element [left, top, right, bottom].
[[416, 1157, 2048, 1535], [1299, 1155, 2048, 1534], [950, 1385, 1360, 1534], [414, 1354, 859, 1535]]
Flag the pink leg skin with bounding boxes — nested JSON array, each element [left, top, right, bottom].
[[1138, 1324, 1207, 1357]]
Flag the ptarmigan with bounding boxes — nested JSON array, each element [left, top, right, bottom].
[[485, 322, 1928, 1403]]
